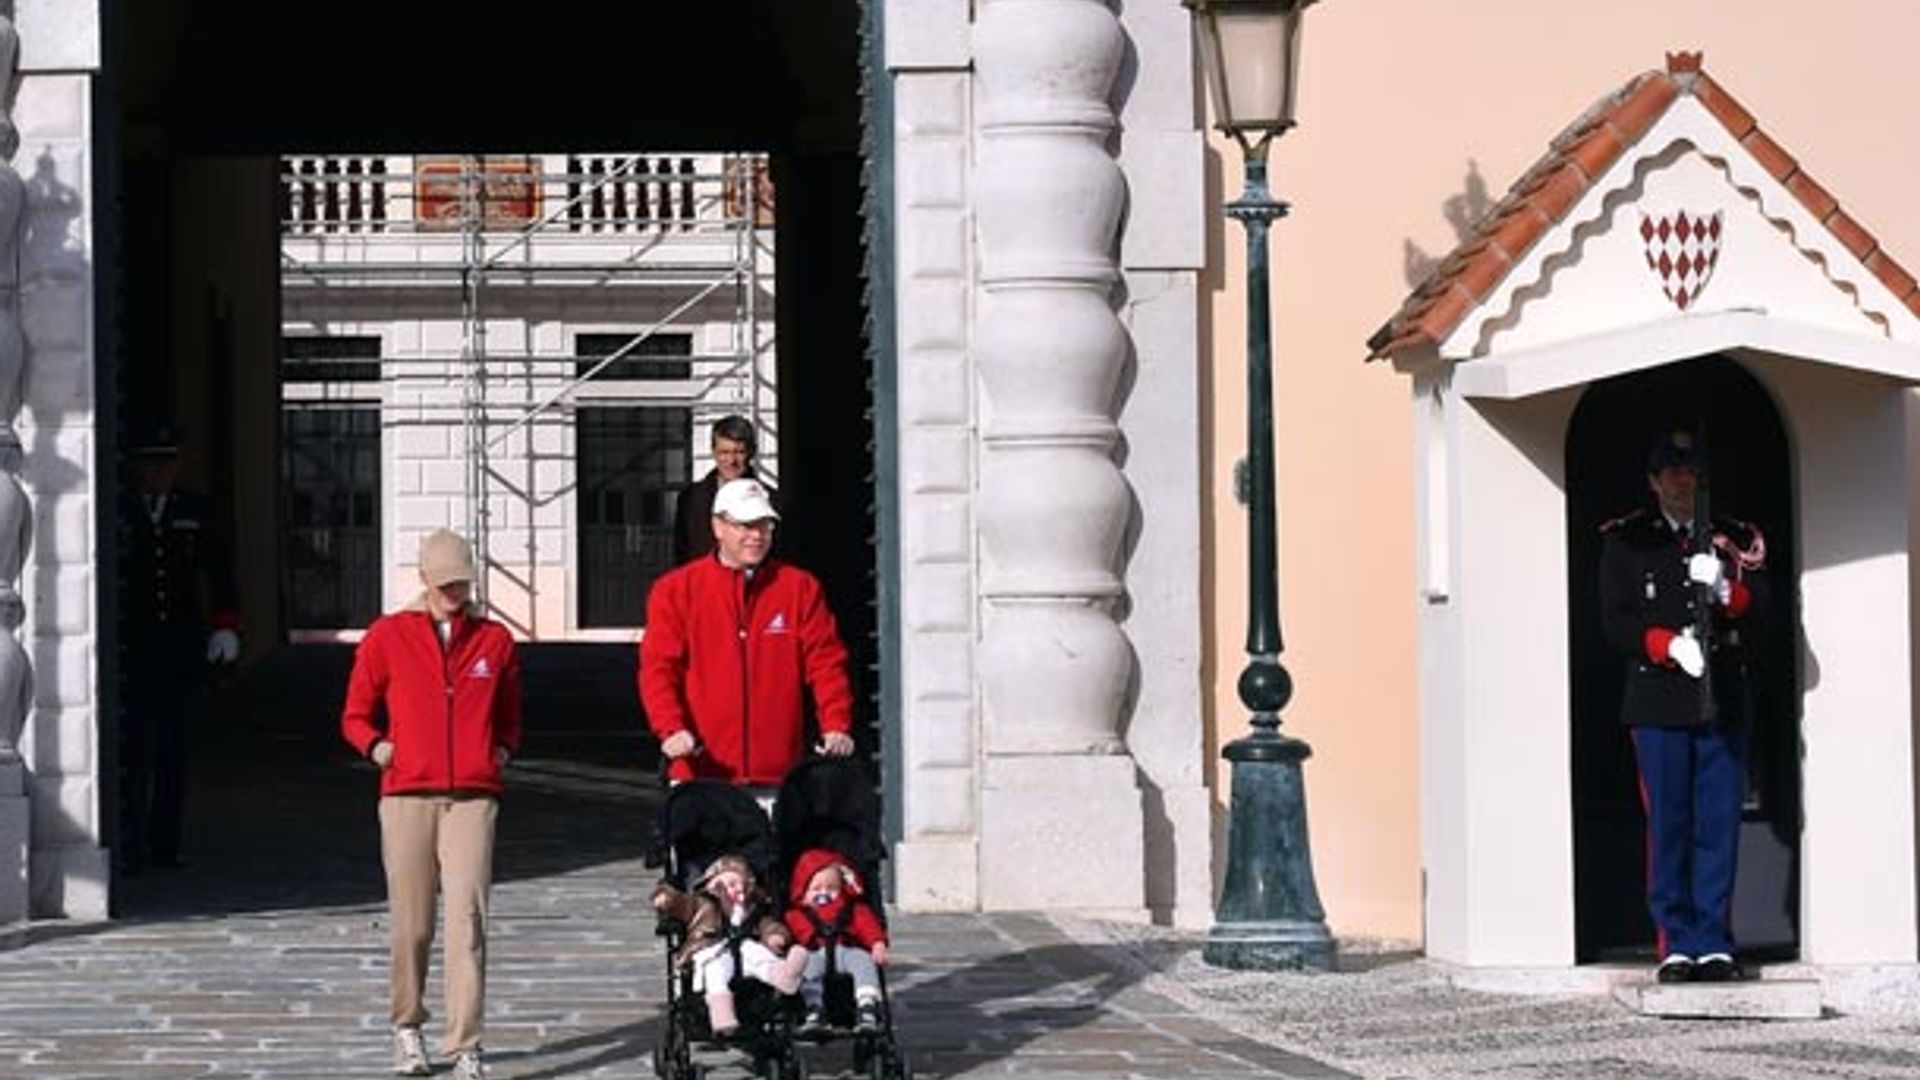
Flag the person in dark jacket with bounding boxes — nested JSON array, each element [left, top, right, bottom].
[[672, 414, 776, 564], [1598, 429, 1767, 986], [340, 528, 522, 1080], [641, 478, 854, 795], [118, 424, 240, 873]]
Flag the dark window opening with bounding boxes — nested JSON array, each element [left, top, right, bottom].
[[282, 407, 382, 630], [283, 335, 382, 382], [574, 331, 693, 381], [577, 406, 690, 627]]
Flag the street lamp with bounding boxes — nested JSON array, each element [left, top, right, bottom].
[[1187, 0, 1335, 972]]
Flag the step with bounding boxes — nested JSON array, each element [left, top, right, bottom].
[[1613, 977, 1823, 1019]]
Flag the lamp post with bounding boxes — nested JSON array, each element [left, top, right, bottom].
[[1187, 0, 1335, 972]]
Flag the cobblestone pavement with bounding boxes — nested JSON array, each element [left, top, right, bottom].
[[0, 674, 1349, 1080], [1062, 920, 1920, 1080], [6, 651, 1920, 1079], [0, 867, 1349, 1078]]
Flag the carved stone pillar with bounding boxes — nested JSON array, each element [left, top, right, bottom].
[[974, 0, 1143, 913], [0, 14, 30, 927]]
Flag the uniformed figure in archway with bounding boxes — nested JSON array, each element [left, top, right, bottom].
[[118, 424, 240, 873], [1598, 429, 1768, 983]]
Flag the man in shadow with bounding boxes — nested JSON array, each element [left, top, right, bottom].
[[118, 423, 239, 874]]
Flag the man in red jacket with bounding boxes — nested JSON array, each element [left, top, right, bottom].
[[340, 528, 521, 1080], [640, 478, 855, 797]]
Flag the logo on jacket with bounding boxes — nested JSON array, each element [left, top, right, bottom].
[[469, 657, 493, 678], [765, 612, 789, 634]]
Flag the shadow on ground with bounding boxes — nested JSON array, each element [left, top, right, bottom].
[[116, 642, 665, 920]]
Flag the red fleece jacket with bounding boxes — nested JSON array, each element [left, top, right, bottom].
[[783, 847, 887, 950], [340, 603, 522, 796]]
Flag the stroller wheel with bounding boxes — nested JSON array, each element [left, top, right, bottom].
[[760, 1056, 803, 1080], [868, 1045, 909, 1080]]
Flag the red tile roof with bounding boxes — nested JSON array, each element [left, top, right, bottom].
[[1366, 52, 1920, 361]]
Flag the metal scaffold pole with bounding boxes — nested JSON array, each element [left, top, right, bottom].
[[459, 155, 491, 601]]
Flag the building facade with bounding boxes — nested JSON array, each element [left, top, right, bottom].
[[4, 0, 1920, 994], [278, 153, 776, 638]]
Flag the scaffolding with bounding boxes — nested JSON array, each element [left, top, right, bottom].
[[278, 152, 776, 620]]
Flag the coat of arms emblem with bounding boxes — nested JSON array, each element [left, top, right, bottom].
[[1639, 210, 1723, 311]]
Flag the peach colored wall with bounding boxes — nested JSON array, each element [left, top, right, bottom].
[[1202, 0, 1920, 942]]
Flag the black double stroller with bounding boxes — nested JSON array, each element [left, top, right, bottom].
[[649, 759, 911, 1080]]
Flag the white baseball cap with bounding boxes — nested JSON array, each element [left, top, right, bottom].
[[712, 478, 780, 523]]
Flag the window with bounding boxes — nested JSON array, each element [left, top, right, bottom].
[[576, 406, 691, 627], [282, 407, 382, 630], [283, 335, 381, 382], [574, 332, 693, 381]]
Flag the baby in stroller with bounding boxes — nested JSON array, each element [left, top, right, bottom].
[[652, 854, 808, 1036], [774, 759, 912, 1079], [785, 848, 890, 1033], [649, 780, 811, 1080]]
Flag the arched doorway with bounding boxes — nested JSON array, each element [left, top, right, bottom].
[[102, 1, 879, 914], [1565, 354, 1801, 963]]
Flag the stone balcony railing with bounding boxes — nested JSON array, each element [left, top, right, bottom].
[[279, 153, 774, 237]]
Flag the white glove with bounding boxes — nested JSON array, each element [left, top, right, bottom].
[[1686, 552, 1721, 588], [206, 628, 240, 664], [819, 731, 856, 757], [1668, 628, 1705, 678], [370, 740, 395, 768], [660, 730, 700, 759]]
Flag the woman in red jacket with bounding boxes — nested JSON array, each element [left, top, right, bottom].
[[340, 529, 521, 1080]]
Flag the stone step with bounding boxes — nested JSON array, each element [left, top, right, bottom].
[[1612, 978, 1823, 1020]]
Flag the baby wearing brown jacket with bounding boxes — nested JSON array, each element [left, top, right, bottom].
[[651, 855, 808, 1035]]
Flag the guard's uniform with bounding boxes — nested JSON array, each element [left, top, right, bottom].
[[1598, 508, 1765, 961], [119, 486, 236, 869]]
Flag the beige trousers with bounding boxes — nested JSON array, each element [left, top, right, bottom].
[[380, 794, 498, 1055]]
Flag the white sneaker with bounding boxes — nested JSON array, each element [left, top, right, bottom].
[[453, 1048, 487, 1080], [392, 1026, 432, 1077]]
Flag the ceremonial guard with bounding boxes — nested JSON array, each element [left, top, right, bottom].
[[1598, 429, 1767, 984], [118, 425, 239, 873]]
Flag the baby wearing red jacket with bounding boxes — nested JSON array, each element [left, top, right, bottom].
[[784, 848, 890, 1033]]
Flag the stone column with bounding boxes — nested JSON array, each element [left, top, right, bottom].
[[973, 0, 1143, 914], [0, 14, 29, 928], [886, 0, 985, 911], [17, 1, 107, 920]]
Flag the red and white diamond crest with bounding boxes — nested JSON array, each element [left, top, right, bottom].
[[1640, 210, 1723, 311]]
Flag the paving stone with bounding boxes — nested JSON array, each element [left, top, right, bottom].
[[1618, 979, 1824, 1020], [0, 730, 1352, 1079]]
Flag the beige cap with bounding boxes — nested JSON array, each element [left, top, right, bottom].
[[419, 528, 477, 587]]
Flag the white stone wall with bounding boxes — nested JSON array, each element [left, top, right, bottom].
[[888, 0, 1210, 920], [12, 0, 106, 920], [886, 0, 980, 910], [1112, 0, 1213, 930]]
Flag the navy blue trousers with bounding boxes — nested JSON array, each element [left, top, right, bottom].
[[1631, 723, 1746, 959]]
